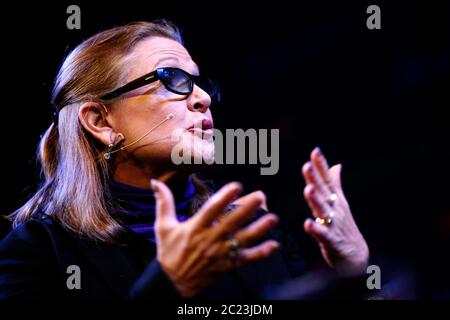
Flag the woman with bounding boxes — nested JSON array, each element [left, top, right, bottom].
[[0, 20, 369, 299]]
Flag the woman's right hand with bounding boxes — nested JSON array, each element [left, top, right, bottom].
[[151, 179, 280, 298]]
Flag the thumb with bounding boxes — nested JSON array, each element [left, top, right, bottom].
[[329, 164, 343, 191], [151, 179, 178, 230]]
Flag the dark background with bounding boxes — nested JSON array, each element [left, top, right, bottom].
[[1, 1, 449, 298]]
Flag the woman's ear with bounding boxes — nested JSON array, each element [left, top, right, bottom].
[[78, 102, 117, 146]]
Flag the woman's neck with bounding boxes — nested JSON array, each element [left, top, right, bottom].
[[113, 161, 190, 189]]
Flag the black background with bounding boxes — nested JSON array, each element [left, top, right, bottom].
[[1, 1, 449, 298]]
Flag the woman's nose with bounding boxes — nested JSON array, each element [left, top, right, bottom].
[[187, 85, 211, 113]]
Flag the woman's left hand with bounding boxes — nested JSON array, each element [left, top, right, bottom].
[[302, 147, 369, 277]]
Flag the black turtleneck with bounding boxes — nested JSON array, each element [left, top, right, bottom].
[[109, 176, 196, 243]]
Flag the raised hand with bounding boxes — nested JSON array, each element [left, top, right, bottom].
[[151, 180, 279, 297], [302, 148, 369, 277]]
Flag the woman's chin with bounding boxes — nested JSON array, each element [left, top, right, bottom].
[[191, 144, 215, 164], [169, 131, 215, 166]]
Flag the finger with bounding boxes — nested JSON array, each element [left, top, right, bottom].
[[301, 161, 314, 185], [151, 179, 178, 230], [234, 213, 278, 247], [302, 161, 330, 198], [213, 191, 265, 240], [191, 182, 243, 228], [233, 191, 268, 211], [303, 184, 331, 218], [235, 240, 279, 266], [311, 147, 336, 193], [303, 218, 331, 246], [329, 164, 343, 192]]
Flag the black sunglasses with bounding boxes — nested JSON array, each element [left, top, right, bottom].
[[100, 67, 221, 104]]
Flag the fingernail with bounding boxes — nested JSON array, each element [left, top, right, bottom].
[[231, 181, 243, 193], [150, 179, 158, 191], [314, 146, 322, 154], [267, 213, 279, 225]]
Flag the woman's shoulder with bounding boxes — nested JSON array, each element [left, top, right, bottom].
[[0, 213, 73, 299], [0, 213, 63, 250]]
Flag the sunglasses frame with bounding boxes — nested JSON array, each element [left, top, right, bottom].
[[100, 67, 220, 102]]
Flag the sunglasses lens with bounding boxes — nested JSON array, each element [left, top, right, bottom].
[[159, 68, 192, 94], [158, 68, 221, 104]]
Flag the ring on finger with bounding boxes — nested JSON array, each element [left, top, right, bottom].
[[326, 192, 338, 206], [315, 211, 335, 226], [226, 238, 240, 259]]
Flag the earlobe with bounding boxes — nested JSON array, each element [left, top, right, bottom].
[[116, 133, 125, 143], [108, 132, 125, 146], [103, 132, 126, 160]]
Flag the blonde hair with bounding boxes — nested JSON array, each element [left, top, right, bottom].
[[10, 20, 209, 243]]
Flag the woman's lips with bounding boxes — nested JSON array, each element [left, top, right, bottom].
[[186, 119, 214, 136], [188, 127, 210, 132], [187, 127, 213, 136]]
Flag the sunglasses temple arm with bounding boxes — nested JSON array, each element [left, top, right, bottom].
[[101, 71, 159, 100]]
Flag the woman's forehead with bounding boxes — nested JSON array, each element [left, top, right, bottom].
[[133, 37, 197, 71]]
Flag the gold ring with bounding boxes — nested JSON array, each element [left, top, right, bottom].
[[226, 238, 240, 258], [315, 211, 335, 226]]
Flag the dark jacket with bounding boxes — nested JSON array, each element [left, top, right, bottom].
[[0, 212, 306, 299]]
